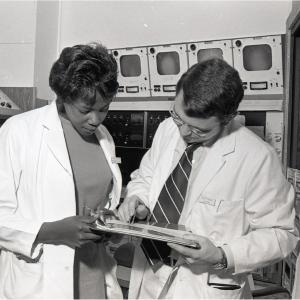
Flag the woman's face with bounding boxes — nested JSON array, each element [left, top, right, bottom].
[[63, 92, 110, 137]]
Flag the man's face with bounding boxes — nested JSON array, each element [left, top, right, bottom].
[[172, 90, 224, 145], [63, 92, 110, 138]]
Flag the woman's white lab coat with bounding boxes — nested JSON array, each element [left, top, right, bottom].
[[126, 118, 299, 299], [0, 101, 122, 299]]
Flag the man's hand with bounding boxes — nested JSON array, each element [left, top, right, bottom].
[[118, 195, 149, 222], [167, 233, 223, 265], [35, 216, 104, 249]]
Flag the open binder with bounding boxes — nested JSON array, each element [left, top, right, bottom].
[[90, 209, 200, 249]]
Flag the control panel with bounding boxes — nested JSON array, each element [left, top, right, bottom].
[[103, 111, 144, 148], [103, 111, 171, 149], [103, 110, 171, 184], [146, 111, 170, 148]]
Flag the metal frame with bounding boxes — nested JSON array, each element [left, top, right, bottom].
[[232, 35, 284, 96], [147, 43, 188, 97], [187, 39, 233, 67], [112, 47, 151, 97]]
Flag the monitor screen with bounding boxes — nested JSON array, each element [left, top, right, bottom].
[[156, 51, 180, 75], [197, 48, 223, 63], [120, 54, 141, 77], [243, 44, 272, 71]]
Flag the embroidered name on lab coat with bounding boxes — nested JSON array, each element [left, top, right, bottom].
[[198, 195, 216, 206], [111, 157, 121, 164]]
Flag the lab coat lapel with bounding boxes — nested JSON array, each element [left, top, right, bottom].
[[95, 127, 122, 204], [194, 148, 226, 194], [184, 126, 237, 218], [43, 101, 73, 176]]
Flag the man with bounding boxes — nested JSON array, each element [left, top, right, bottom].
[[118, 58, 298, 298]]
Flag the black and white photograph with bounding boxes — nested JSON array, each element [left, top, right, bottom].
[[0, 0, 300, 299]]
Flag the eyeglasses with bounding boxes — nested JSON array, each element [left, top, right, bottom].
[[169, 105, 237, 138], [169, 107, 213, 137]]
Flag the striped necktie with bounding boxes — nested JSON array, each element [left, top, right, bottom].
[[141, 143, 200, 265]]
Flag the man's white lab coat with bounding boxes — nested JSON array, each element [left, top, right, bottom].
[[0, 101, 122, 298], [126, 118, 299, 299]]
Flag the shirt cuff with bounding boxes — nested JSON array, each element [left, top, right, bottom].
[[221, 244, 235, 270]]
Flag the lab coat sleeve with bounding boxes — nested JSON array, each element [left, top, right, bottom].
[[228, 144, 299, 274], [125, 121, 167, 208], [0, 118, 43, 259]]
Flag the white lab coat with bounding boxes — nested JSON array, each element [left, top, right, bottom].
[[126, 118, 299, 299], [0, 101, 123, 299], [293, 253, 300, 299]]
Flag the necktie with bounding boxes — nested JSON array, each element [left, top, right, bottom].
[[141, 143, 200, 265]]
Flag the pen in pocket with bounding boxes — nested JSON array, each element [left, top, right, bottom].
[[207, 273, 241, 290], [208, 282, 241, 290]]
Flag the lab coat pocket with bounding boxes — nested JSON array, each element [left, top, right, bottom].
[[217, 198, 244, 214], [3, 253, 43, 299], [215, 198, 245, 240], [191, 195, 244, 242], [206, 272, 246, 299]]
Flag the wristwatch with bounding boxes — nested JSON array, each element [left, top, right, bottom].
[[212, 247, 228, 270]]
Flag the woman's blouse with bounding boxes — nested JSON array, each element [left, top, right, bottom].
[[60, 115, 113, 299]]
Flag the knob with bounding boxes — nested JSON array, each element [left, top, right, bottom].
[[190, 44, 196, 51], [235, 40, 242, 47]]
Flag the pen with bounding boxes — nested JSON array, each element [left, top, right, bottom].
[[130, 214, 136, 224], [207, 282, 241, 290], [207, 273, 241, 290]]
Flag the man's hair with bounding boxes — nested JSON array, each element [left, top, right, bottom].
[[176, 58, 244, 122], [49, 42, 119, 105]]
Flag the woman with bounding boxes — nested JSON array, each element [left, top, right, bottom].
[[0, 43, 123, 299]]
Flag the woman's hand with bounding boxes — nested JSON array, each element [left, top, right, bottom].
[[167, 233, 223, 265], [35, 216, 104, 249], [118, 195, 149, 222]]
